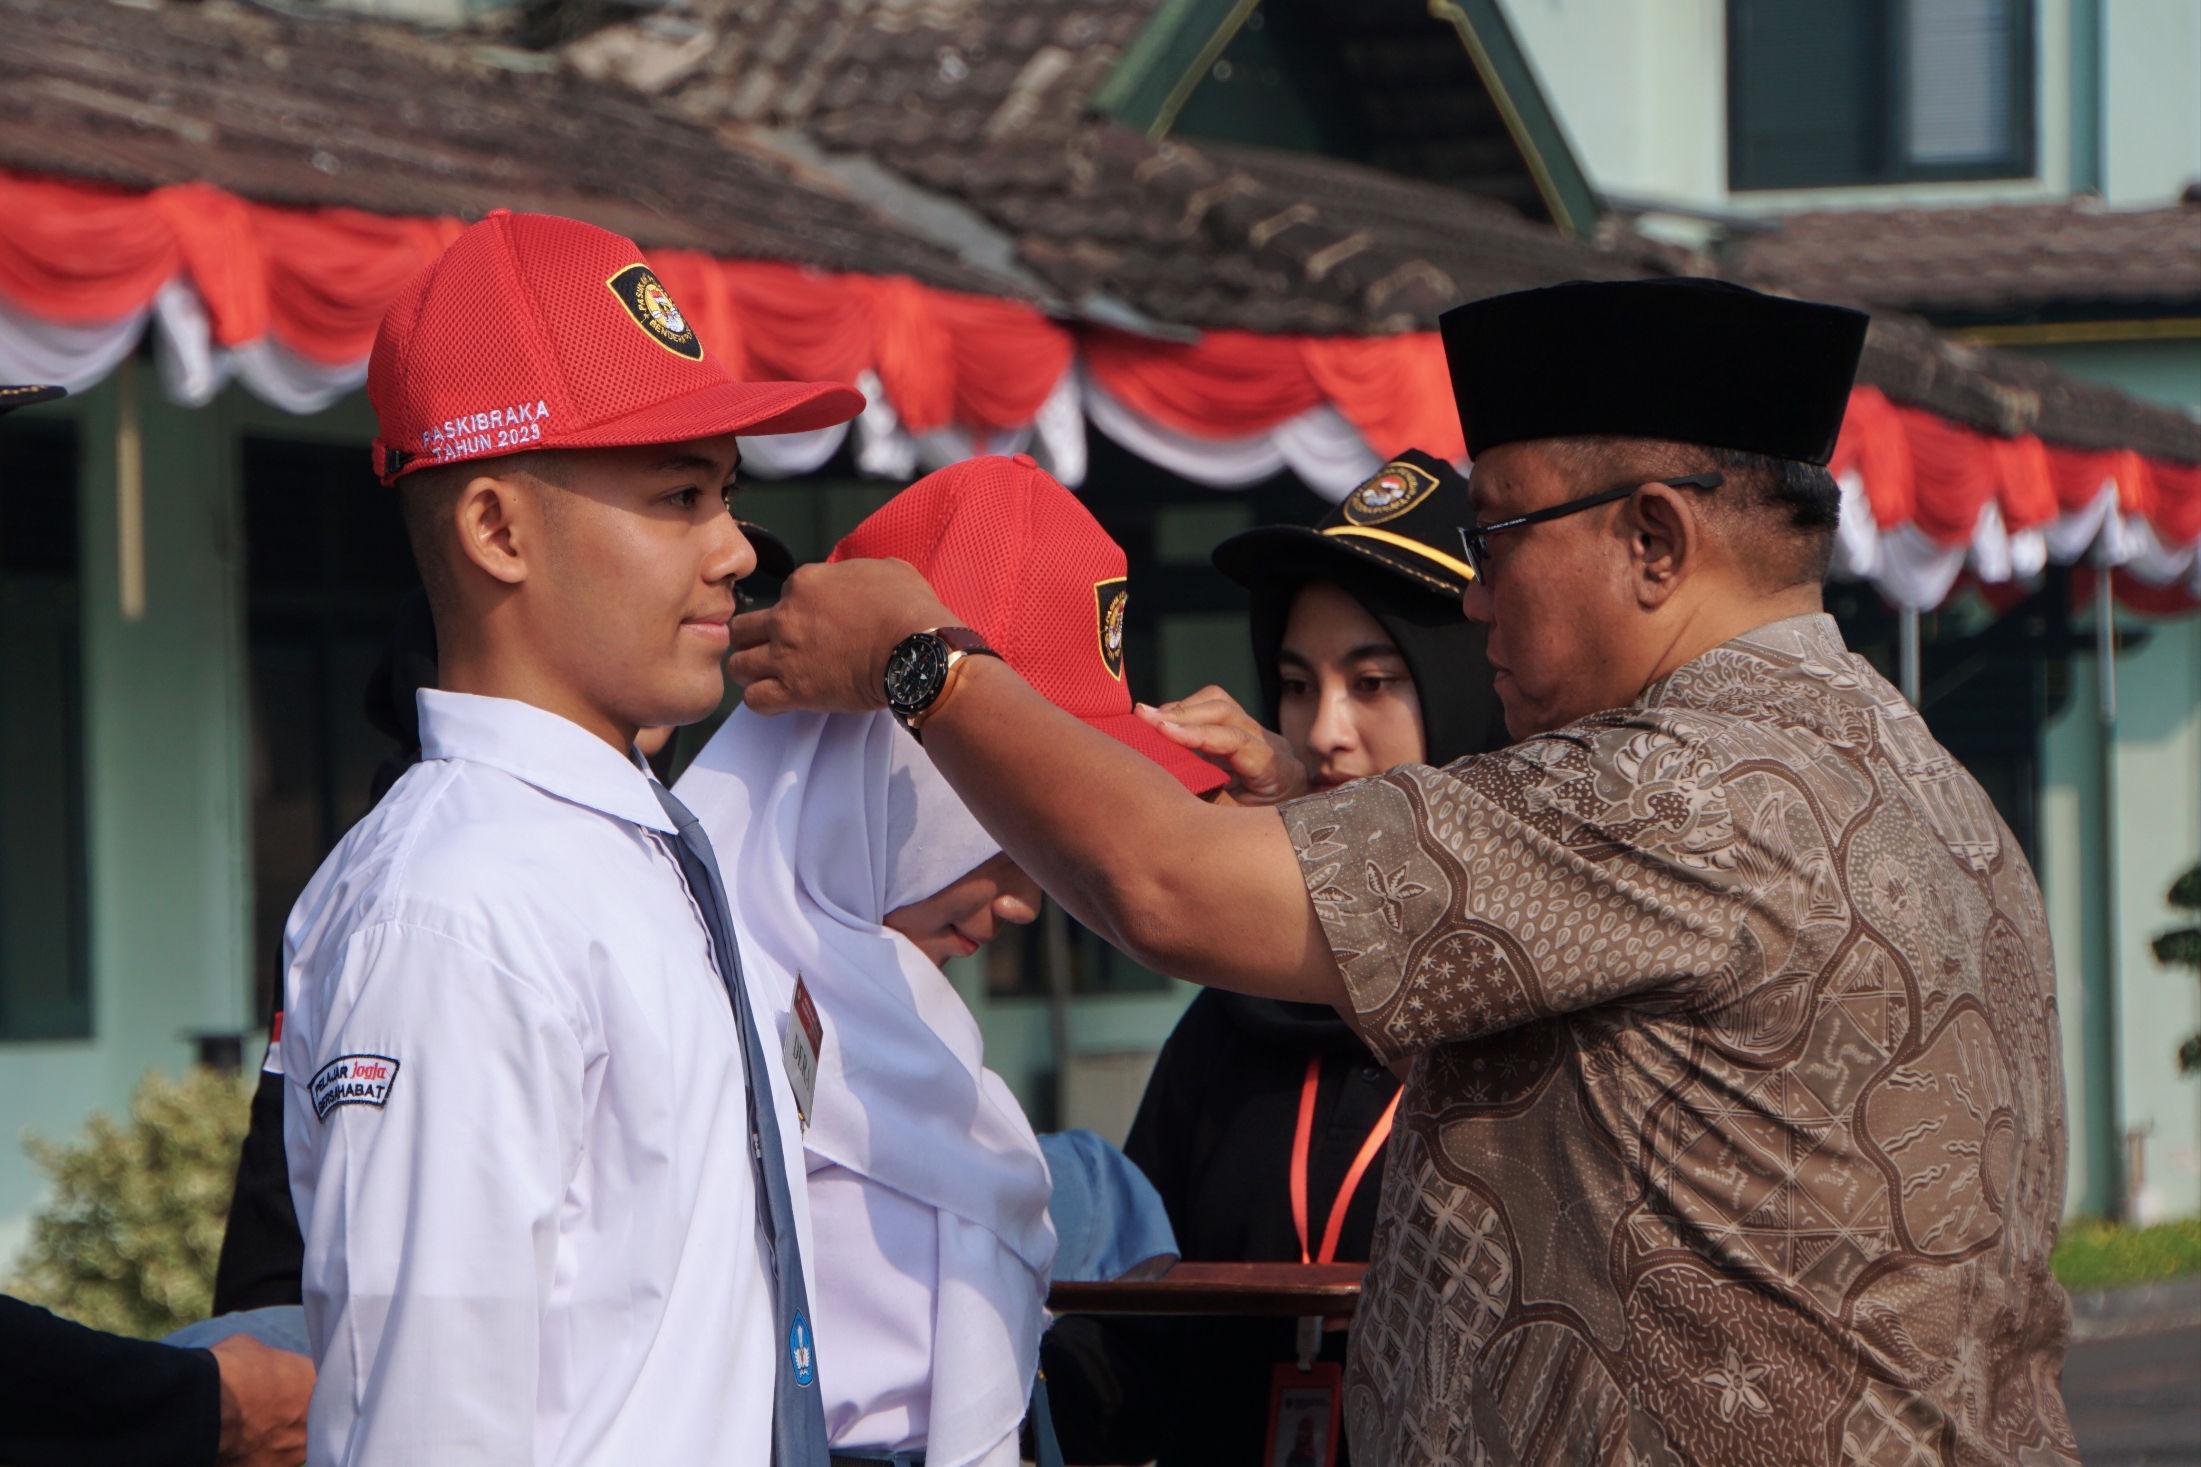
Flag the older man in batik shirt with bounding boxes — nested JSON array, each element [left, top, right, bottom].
[[1291, 610, 2070, 1466]]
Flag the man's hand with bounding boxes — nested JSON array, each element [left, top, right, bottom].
[[1135, 687, 1310, 805], [211, 1334, 312, 1467], [728, 558, 955, 715]]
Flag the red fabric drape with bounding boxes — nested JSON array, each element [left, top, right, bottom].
[[1083, 328, 1325, 440], [862, 275, 957, 435], [0, 168, 2193, 575], [253, 207, 462, 365], [723, 261, 876, 387], [932, 289, 1074, 432], [1988, 434, 2058, 531], [1899, 406, 2007, 546], [149, 182, 268, 346], [2151, 460, 2201, 547], [0, 172, 180, 323], [1299, 333, 1464, 461], [1831, 385, 1916, 531]]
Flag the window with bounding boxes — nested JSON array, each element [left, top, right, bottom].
[[244, 436, 421, 1021], [0, 418, 90, 1040], [1729, 0, 2033, 190]]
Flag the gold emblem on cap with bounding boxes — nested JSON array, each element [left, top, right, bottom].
[[1094, 578, 1128, 681], [1342, 460, 1439, 525], [605, 264, 703, 361]]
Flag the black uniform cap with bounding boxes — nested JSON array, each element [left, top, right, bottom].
[[0, 384, 66, 417], [1212, 450, 1508, 765], [1211, 448, 1477, 600], [1439, 278, 1868, 466]]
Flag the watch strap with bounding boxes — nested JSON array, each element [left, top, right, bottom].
[[933, 626, 996, 657]]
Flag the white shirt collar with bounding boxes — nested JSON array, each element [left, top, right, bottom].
[[417, 689, 676, 833]]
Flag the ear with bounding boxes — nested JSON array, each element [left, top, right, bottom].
[[452, 472, 535, 588], [1624, 482, 1698, 610]]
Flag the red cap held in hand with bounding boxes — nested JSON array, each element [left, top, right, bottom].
[[832, 454, 1228, 797], [368, 211, 863, 484]]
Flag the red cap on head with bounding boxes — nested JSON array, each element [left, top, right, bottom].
[[832, 455, 1228, 797], [368, 211, 863, 484]]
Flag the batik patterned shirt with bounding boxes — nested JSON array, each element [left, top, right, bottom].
[[1286, 614, 2074, 1467]]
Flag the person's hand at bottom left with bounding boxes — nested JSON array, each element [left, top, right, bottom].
[[211, 1334, 312, 1467]]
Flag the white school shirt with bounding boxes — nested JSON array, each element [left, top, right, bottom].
[[280, 690, 814, 1467]]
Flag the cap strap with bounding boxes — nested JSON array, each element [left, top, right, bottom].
[[1321, 525, 1477, 584]]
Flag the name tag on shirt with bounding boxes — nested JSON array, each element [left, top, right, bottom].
[[1266, 1360, 1342, 1467], [783, 976, 822, 1127]]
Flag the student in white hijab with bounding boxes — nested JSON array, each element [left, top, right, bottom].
[[675, 704, 1055, 1467]]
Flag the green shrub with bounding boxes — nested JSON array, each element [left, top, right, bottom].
[[2051, 1215, 2201, 1294], [2150, 861, 2201, 1076], [5, 1067, 250, 1338]]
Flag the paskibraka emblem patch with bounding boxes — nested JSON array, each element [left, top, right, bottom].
[[605, 264, 703, 360], [1342, 460, 1439, 525], [1094, 577, 1128, 681], [310, 1054, 400, 1122]]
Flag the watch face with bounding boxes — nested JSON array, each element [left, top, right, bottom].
[[884, 632, 949, 716]]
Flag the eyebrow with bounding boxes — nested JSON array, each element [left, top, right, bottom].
[[654, 452, 734, 477], [1278, 642, 1405, 668]]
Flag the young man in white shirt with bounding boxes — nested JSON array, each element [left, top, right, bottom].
[[278, 210, 861, 1467]]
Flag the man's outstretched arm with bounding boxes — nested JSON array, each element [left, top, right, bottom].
[[729, 558, 1346, 1005]]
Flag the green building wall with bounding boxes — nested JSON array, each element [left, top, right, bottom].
[[2031, 336, 2201, 1222]]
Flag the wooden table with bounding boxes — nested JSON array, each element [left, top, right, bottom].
[[1046, 1262, 1365, 1317]]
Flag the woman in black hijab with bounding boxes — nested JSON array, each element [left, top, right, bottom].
[[1043, 452, 1507, 1467]]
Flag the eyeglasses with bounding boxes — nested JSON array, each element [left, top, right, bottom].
[[1455, 472, 1723, 583]]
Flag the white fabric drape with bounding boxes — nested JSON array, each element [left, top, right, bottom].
[[674, 708, 1055, 1467], [1, 275, 2191, 610]]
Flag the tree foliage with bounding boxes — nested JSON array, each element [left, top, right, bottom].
[[2152, 861, 2201, 1077], [5, 1067, 250, 1338]]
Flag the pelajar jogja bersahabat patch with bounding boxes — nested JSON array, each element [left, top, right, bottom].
[[311, 1054, 401, 1122]]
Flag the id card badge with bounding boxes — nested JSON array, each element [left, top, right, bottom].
[[782, 975, 823, 1127], [1265, 1359, 1343, 1467]]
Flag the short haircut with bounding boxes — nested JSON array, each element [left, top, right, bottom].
[[394, 450, 572, 613], [1547, 435, 1840, 588]]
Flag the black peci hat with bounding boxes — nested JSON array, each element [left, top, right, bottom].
[[0, 385, 65, 417], [1439, 278, 1868, 466], [1212, 451, 1508, 766], [1211, 449, 1477, 599]]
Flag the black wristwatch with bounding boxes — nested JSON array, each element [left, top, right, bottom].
[[884, 626, 1001, 736]]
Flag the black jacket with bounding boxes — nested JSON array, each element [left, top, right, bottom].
[[211, 1065, 303, 1316], [0, 1296, 220, 1467], [1043, 989, 1399, 1467]]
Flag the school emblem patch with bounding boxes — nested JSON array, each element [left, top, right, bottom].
[[1094, 578, 1128, 681], [605, 264, 703, 360], [1342, 460, 1440, 525], [789, 1311, 816, 1387], [309, 1054, 400, 1123]]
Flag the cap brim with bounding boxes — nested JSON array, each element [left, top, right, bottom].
[[0, 384, 66, 417], [556, 378, 865, 449], [735, 520, 796, 581], [1212, 525, 1468, 599], [1086, 711, 1231, 797]]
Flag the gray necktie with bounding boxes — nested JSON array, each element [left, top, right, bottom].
[[653, 781, 831, 1467]]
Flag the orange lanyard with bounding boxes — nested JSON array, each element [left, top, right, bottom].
[[1289, 1054, 1402, 1266]]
